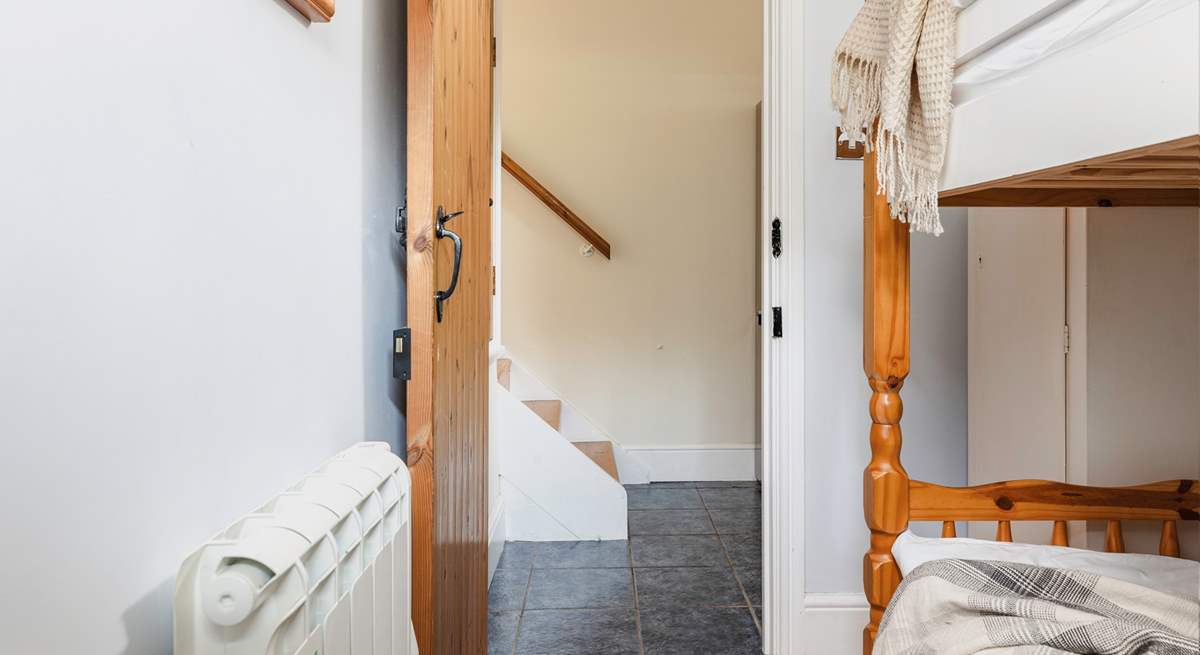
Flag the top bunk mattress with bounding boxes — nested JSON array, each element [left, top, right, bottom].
[[939, 0, 1200, 192], [952, 0, 1195, 103]]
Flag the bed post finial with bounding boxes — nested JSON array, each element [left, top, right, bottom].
[[862, 148, 911, 655]]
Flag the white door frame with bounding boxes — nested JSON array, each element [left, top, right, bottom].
[[761, 0, 804, 652]]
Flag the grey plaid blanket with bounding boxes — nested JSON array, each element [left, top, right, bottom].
[[875, 559, 1200, 655]]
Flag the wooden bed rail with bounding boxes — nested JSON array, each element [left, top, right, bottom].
[[909, 479, 1199, 522], [912, 478, 1198, 556]]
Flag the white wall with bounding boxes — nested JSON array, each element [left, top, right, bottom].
[[802, 0, 969, 593], [0, 1, 405, 651], [908, 210, 970, 533], [499, 0, 762, 452], [1084, 208, 1200, 558], [363, 0, 409, 445]]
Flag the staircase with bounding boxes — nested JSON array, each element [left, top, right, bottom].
[[507, 378, 620, 481], [492, 354, 646, 541]]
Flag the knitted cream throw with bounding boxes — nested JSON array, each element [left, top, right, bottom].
[[833, 0, 958, 235]]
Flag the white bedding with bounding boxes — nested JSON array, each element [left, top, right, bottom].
[[892, 530, 1200, 600], [878, 557, 1200, 655], [952, 0, 1195, 104]]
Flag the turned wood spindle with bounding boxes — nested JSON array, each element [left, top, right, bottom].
[[996, 520, 1013, 542], [1051, 520, 1069, 547], [1159, 520, 1180, 557], [941, 521, 957, 538], [1105, 520, 1126, 553], [861, 148, 911, 655]]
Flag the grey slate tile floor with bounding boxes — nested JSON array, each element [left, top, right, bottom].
[[488, 480, 762, 655]]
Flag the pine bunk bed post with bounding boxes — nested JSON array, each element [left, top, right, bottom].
[[862, 148, 911, 655]]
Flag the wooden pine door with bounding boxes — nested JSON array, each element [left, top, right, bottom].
[[406, 0, 493, 652]]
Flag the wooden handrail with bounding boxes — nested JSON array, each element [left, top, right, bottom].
[[501, 152, 612, 259]]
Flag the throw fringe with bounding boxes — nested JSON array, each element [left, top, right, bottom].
[[877, 129, 944, 236], [832, 54, 880, 149]]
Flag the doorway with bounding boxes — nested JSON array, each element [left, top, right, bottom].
[[486, 1, 766, 652]]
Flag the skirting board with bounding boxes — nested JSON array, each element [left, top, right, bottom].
[[799, 593, 868, 655], [624, 446, 761, 482], [487, 497, 505, 585]]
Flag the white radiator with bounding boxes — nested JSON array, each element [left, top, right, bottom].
[[174, 442, 417, 655]]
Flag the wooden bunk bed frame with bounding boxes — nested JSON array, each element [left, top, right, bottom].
[[860, 134, 1200, 654]]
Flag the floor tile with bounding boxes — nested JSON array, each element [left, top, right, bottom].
[[488, 481, 765, 652], [515, 609, 640, 654], [635, 566, 746, 607], [627, 487, 704, 510], [734, 563, 762, 606], [535, 540, 630, 568], [699, 487, 762, 509], [720, 532, 762, 568], [629, 509, 714, 535], [525, 567, 634, 609], [488, 568, 531, 611], [488, 611, 520, 655], [623, 483, 651, 491], [631, 535, 727, 567], [709, 508, 761, 534], [639, 606, 762, 654], [497, 541, 538, 569]]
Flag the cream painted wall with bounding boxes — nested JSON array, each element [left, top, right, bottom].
[[499, 0, 762, 450]]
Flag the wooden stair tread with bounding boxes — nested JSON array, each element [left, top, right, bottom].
[[522, 399, 562, 431], [497, 358, 512, 390], [573, 441, 619, 481]]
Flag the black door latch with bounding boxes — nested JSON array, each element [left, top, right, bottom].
[[434, 206, 465, 323], [393, 328, 411, 380]]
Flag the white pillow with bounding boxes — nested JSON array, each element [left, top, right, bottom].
[[892, 530, 1200, 600]]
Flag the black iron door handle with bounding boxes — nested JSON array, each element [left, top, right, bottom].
[[435, 205, 465, 322]]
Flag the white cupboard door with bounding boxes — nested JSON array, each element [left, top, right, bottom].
[[967, 208, 1067, 544]]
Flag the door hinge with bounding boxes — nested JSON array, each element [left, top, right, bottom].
[[393, 327, 412, 380], [1063, 323, 1070, 355], [491, 265, 496, 296], [491, 37, 497, 68], [772, 306, 783, 338], [771, 218, 782, 258]]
